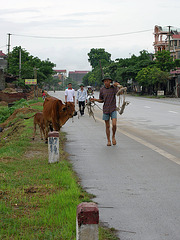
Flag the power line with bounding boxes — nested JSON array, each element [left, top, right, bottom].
[[11, 29, 153, 40]]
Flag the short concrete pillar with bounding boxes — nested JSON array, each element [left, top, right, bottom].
[[48, 131, 59, 163], [76, 202, 99, 240]]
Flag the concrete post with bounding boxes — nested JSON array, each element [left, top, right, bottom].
[[48, 131, 59, 163], [76, 202, 99, 240]]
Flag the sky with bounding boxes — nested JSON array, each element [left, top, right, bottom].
[[0, 0, 180, 74]]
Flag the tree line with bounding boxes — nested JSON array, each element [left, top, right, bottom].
[[83, 48, 180, 95], [7, 46, 55, 89], [6, 46, 180, 94]]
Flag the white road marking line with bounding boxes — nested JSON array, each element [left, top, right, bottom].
[[144, 106, 151, 108], [168, 111, 178, 114], [119, 129, 180, 165], [95, 116, 180, 165]]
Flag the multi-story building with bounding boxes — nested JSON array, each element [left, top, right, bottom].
[[169, 34, 180, 59], [68, 70, 89, 84], [53, 69, 67, 80], [153, 25, 180, 59], [0, 50, 7, 90], [153, 26, 180, 97]]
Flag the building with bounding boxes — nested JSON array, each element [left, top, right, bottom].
[[153, 26, 180, 97], [170, 68, 180, 97], [153, 25, 180, 59], [53, 69, 67, 89], [169, 34, 180, 59], [0, 50, 7, 90], [68, 70, 89, 84], [53, 69, 67, 80]]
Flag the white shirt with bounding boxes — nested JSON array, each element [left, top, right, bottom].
[[65, 88, 75, 102]]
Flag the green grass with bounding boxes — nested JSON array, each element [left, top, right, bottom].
[[0, 99, 119, 240]]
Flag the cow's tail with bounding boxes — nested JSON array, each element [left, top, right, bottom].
[[24, 114, 35, 120]]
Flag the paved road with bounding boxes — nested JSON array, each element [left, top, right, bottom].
[[49, 91, 180, 240]]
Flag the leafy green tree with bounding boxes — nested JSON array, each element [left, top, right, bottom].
[[154, 50, 175, 72], [63, 77, 79, 90], [174, 59, 180, 68], [107, 50, 154, 86], [136, 66, 170, 94], [83, 68, 102, 88], [88, 48, 111, 69], [7, 46, 55, 88]]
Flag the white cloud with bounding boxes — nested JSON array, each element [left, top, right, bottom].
[[0, 0, 180, 72]]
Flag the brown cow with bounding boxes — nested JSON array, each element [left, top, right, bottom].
[[32, 112, 45, 140], [43, 97, 75, 142]]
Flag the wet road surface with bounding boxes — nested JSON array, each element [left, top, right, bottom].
[[49, 91, 180, 240]]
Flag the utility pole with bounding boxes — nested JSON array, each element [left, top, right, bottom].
[[167, 26, 172, 93], [19, 47, 21, 80], [33, 67, 38, 100], [7, 33, 11, 55], [7, 33, 11, 72], [167, 26, 172, 52]]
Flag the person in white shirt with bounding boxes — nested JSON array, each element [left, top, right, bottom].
[[77, 83, 87, 116], [65, 83, 75, 104]]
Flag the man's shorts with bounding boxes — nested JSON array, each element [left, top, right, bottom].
[[103, 111, 117, 121]]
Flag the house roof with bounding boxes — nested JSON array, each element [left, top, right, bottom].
[[54, 69, 66, 73], [69, 71, 90, 74], [170, 68, 180, 74], [0, 50, 6, 57], [172, 34, 180, 39]]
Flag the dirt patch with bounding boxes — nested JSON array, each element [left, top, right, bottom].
[[0, 101, 8, 106], [0, 156, 17, 163], [30, 102, 43, 106], [2, 88, 17, 93], [24, 150, 45, 159], [0, 107, 37, 128]]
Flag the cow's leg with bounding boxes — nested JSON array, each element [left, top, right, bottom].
[[42, 124, 45, 140], [44, 121, 49, 144], [49, 123, 53, 132], [39, 124, 43, 140], [52, 120, 60, 132], [32, 123, 36, 140]]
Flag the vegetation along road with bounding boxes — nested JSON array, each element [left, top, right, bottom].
[[0, 98, 119, 240]]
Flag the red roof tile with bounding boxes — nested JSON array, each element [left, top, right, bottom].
[[172, 34, 180, 39], [0, 50, 6, 57], [54, 69, 66, 73]]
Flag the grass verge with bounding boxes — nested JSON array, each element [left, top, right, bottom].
[[0, 99, 119, 240]]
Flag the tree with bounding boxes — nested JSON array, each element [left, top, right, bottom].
[[154, 50, 175, 72], [7, 46, 55, 88], [88, 48, 111, 69], [106, 50, 154, 86], [83, 68, 102, 88], [136, 66, 170, 94]]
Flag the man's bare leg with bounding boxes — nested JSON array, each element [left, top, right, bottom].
[[105, 120, 111, 146], [112, 118, 117, 145]]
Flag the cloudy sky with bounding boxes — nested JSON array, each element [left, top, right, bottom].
[[0, 0, 179, 73]]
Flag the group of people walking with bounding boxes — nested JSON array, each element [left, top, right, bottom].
[[64, 75, 121, 146], [65, 82, 93, 116]]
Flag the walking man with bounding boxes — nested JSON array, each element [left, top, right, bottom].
[[65, 83, 75, 104], [77, 83, 87, 116], [90, 75, 120, 146]]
